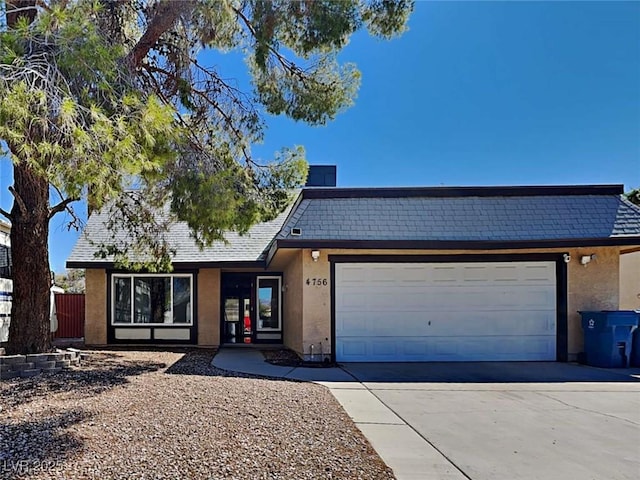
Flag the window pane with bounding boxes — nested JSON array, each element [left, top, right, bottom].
[[134, 277, 171, 323], [172, 277, 191, 323], [258, 278, 279, 329], [224, 298, 239, 322], [114, 277, 131, 324]]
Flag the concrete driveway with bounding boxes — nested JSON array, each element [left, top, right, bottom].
[[333, 362, 640, 480]]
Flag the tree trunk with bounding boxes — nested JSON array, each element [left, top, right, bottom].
[[4, 0, 50, 355], [6, 0, 37, 26], [6, 162, 52, 354], [126, 0, 194, 68]]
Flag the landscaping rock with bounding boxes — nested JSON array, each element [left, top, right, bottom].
[[0, 350, 394, 480], [0, 354, 26, 365], [9, 362, 35, 371], [26, 353, 61, 363], [0, 370, 20, 380], [55, 359, 71, 369], [35, 361, 57, 370]]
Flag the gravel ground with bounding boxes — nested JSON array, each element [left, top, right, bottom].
[[0, 349, 394, 480]]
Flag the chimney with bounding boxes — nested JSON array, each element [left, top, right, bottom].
[[305, 165, 337, 187]]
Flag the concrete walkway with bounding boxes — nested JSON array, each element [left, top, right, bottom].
[[212, 348, 355, 382], [212, 349, 640, 480], [212, 348, 465, 479]]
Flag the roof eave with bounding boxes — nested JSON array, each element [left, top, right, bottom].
[[66, 259, 268, 270], [273, 237, 640, 251], [300, 184, 625, 200]]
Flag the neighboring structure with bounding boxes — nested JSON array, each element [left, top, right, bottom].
[[67, 181, 640, 363], [620, 250, 640, 310], [0, 219, 11, 343], [0, 219, 64, 344]]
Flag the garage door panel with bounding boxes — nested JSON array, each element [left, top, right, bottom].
[[522, 264, 556, 282], [403, 340, 429, 356], [335, 261, 557, 362], [337, 310, 556, 338], [341, 340, 367, 357], [372, 341, 397, 357], [338, 285, 555, 311], [337, 335, 556, 362], [336, 312, 367, 335]]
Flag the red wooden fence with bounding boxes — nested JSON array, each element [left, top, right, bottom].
[[54, 293, 85, 339]]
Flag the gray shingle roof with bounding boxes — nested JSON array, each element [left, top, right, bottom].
[[277, 190, 640, 242], [68, 185, 640, 267], [67, 203, 294, 266]]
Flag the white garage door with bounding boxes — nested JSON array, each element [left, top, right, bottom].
[[335, 262, 557, 362]]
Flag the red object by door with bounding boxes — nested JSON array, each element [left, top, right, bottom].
[[243, 308, 252, 343]]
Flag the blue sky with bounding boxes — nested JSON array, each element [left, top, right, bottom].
[[1, 1, 639, 273]]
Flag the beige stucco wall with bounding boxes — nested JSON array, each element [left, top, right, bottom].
[[620, 251, 640, 310], [85, 244, 624, 358], [85, 269, 107, 346], [566, 247, 619, 357], [300, 250, 332, 359], [276, 246, 622, 361], [198, 269, 220, 346], [281, 250, 304, 355]]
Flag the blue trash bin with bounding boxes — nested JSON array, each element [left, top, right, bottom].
[[631, 314, 640, 367], [579, 311, 639, 368]]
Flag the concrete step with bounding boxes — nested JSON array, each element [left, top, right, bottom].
[[20, 368, 42, 378]]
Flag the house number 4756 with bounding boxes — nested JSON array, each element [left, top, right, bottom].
[[306, 278, 328, 286]]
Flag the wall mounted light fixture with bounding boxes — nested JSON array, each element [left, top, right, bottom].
[[311, 250, 320, 262], [580, 254, 596, 266]]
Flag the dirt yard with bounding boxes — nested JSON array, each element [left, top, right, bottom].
[[0, 349, 394, 479]]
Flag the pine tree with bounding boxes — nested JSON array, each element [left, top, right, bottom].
[[0, 0, 413, 353]]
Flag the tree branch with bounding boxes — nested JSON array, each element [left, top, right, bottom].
[[49, 184, 81, 229], [0, 208, 12, 222], [35, 0, 52, 13], [49, 196, 77, 219], [125, 0, 194, 69], [8, 186, 27, 215], [6, 0, 38, 27], [232, 5, 310, 83]]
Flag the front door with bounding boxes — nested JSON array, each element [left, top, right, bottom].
[[221, 273, 283, 345], [222, 288, 253, 344]]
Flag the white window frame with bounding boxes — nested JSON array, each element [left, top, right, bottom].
[[111, 273, 193, 326], [256, 276, 281, 332]]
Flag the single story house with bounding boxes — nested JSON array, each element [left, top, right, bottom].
[[67, 176, 640, 363], [620, 250, 640, 310]]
